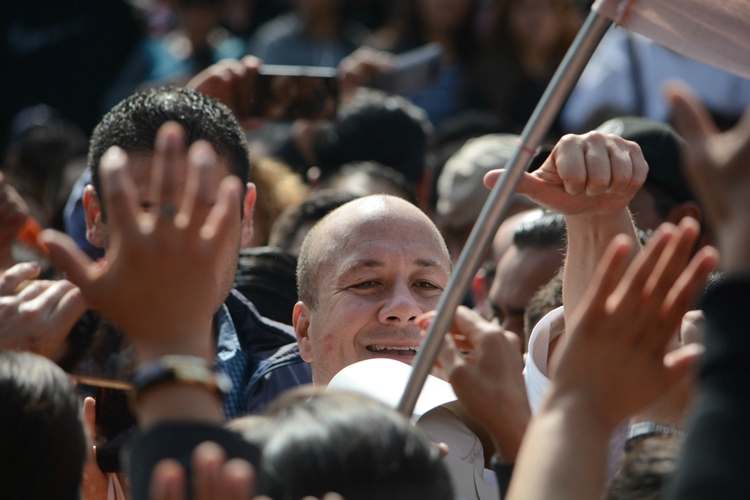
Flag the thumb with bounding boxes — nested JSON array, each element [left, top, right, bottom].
[[663, 342, 704, 390], [83, 397, 96, 445], [664, 81, 717, 149], [39, 229, 98, 292], [483, 169, 547, 198]]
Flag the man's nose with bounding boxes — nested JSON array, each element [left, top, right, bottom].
[[379, 281, 422, 324]]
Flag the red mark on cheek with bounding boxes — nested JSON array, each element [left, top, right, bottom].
[[324, 333, 334, 353]]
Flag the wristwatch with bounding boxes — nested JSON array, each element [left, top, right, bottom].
[[131, 355, 233, 399], [628, 421, 685, 439]]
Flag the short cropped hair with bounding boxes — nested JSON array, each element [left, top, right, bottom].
[[88, 86, 251, 218], [0, 351, 87, 500], [313, 88, 433, 183], [513, 212, 567, 250], [236, 387, 453, 500]]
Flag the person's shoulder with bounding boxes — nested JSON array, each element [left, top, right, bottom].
[[244, 343, 313, 414], [224, 289, 297, 351]]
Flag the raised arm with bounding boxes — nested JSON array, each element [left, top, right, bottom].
[[485, 132, 647, 369], [506, 218, 717, 500]]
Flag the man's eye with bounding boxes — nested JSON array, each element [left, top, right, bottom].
[[352, 281, 376, 289], [415, 281, 440, 290]]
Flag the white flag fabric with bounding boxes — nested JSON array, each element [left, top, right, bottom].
[[593, 0, 750, 81]]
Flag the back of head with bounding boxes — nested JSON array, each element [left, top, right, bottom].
[[241, 387, 453, 500], [314, 88, 433, 184], [88, 86, 251, 203], [0, 351, 86, 500], [325, 161, 415, 202], [513, 211, 567, 250], [269, 190, 361, 254]]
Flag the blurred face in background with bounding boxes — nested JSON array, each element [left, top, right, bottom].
[[417, 0, 474, 33], [508, 0, 561, 53]]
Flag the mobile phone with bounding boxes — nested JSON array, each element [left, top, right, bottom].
[[93, 385, 136, 472], [368, 43, 443, 96], [249, 65, 339, 120]]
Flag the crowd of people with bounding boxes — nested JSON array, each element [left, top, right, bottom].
[[2, 1, 750, 500]]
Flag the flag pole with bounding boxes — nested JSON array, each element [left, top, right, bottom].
[[398, 10, 612, 417]]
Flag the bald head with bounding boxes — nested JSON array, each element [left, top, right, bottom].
[[297, 195, 450, 308]]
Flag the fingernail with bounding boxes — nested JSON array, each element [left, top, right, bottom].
[[28, 261, 40, 270]]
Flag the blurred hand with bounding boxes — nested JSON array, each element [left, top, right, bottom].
[[0, 173, 30, 267], [667, 82, 750, 271], [424, 306, 530, 462], [546, 218, 718, 431], [0, 262, 87, 357], [187, 56, 265, 129], [149, 442, 345, 500], [484, 132, 648, 216], [81, 397, 109, 500], [41, 123, 244, 363], [338, 47, 395, 96]]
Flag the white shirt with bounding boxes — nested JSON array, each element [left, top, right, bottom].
[[524, 307, 629, 482]]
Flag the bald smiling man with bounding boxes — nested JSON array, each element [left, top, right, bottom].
[[294, 195, 451, 385]]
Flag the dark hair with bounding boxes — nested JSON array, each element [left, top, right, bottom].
[[234, 246, 298, 325], [88, 86, 250, 218], [269, 190, 360, 253], [239, 388, 453, 500], [325, 161, 415, 202], [605, 434, 685, 500], [513, 212, 567, 250], [524, 271, 563, 344], [0, 351, 87, 500], [313, 89, 433, 184]]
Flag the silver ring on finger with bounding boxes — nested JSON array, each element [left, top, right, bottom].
[[159, 202, 178, 219]]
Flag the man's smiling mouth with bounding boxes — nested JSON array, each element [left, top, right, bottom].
[[366, 345, 419, 356]]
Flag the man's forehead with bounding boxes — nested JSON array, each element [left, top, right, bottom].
[[125, 152, 231, 196]]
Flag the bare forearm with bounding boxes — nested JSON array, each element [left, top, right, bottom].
[[563, 209, 638, 328], [506, 397, 613, 500]]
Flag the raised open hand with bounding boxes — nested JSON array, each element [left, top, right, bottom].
[[41, 123, 246, 363], [547, 218, 718, 430], [666, 82, 750, 271], [425, 306, 530, 462], [484, 132, 648, 216]]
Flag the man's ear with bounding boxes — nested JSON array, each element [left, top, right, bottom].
[[293, 301, 314, 363], [83, 185, 105, 248], [240, 182, 256, 248], [471, 268, 489, 309], [666, 201, 702, 226]]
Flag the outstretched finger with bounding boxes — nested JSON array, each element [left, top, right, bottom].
[[660, 246, 718, 332], [0, 262, 41, 295], [193, 441, 227, 500], [642, 218, 700, 306], [665, 82, 719, 152], [152, 123, 188, 231], [200, 175, 243, 248], [222, 458, 256, 500], [99, 146, 141, 242], [178, 141, 220, 234], [150, 459, 187, 500], [608, 224, 674, 315], [40, 229, 99, 294]]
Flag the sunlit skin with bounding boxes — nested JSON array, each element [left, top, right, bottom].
[[294, 196, 452, 385]]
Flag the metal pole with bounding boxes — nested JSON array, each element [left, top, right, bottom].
[[398, 11, 612, 416]]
